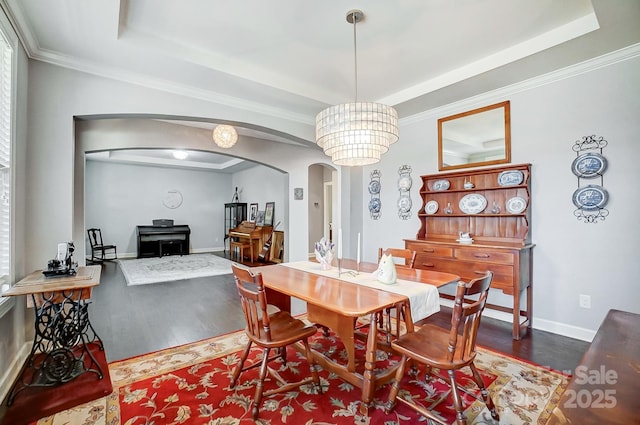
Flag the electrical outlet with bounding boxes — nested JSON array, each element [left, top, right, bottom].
[[579, 294, 591, 309]]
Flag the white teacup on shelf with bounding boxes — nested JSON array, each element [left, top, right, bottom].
[[463, 178, 474, 189], [457, 232, 473, 244]]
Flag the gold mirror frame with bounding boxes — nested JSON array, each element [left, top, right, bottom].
[[438, 101, 511, 171]]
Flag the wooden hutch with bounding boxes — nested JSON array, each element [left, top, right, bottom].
[[406, 163, 533, 339]]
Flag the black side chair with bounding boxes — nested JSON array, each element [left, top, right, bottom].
[[87, 228, 117, 263]]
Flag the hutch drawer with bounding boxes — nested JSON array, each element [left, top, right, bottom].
[[413, 255, 514, 291], [454, 248, 514, 265], [405, 242, 453, 258]]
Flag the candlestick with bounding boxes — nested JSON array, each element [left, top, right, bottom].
[[356, 232, 361, 264], [337, 228, 343, 259]]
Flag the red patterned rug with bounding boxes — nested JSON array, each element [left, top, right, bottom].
[[31, 324, 568, 425]]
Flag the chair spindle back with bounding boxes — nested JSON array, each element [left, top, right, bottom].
[[232, 264, 272, 342], [447, 271, 493, 362]]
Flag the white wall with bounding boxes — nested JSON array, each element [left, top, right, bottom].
[[86, 160, 232, 256], [363, 50, 640, 339]]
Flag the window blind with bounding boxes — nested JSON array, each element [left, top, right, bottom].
[[0, 30, 12, 295]]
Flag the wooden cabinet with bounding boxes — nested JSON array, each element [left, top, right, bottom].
[[407, 163, 533, 339]]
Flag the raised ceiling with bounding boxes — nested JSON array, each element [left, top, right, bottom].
[[3, 0, 640, 170]]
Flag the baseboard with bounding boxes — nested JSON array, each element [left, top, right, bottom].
[[531, 317, 595, 342], [191, 247, 226, 254], [439, 298, 596, 342], [0, 341, 31, 405], [98, 248, 227, 260]]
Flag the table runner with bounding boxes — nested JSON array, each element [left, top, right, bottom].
[[281, 261, 439, 321]]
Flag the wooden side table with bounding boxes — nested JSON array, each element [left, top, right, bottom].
[[1, 265, 107, 406]]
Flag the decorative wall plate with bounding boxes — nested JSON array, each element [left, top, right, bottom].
[[506, 196, 527, 214], [397, 196, 412, 212], [368, 179, 381, 194], [432, 179, 450, 191], [398, 175, 412, 191], [498, 170, 524, 186], [571, 152, 607, 178], [369, 170, 382, 219], [425, 200, 439, 214], [397, 165, 413, 220], [368, 197, 382, 214], [459, 193, 487, 214], [572, 185, 608, 210]]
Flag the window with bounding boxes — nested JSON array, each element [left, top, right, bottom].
[[0, 24, 13, 309]]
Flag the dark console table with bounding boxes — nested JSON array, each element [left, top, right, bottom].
[[136, 224, 190, 258], [546, 309, 640, 424]]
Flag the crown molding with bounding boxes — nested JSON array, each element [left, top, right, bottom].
[[402, 42, 640, 126]]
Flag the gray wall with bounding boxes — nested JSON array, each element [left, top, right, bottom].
[[231, 164, 288, 231], [85, 160, 232, 257], [361, 50, 640, 339]]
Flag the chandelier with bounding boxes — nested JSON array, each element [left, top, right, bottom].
[[315, 10, 399, 166], [213, 124, 238, 148]]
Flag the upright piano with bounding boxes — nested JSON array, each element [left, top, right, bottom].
[[136, 222, 191, 258], [228, 221, 271, 260]]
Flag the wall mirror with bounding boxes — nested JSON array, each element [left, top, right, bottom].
[[438, 100, 511, 171]]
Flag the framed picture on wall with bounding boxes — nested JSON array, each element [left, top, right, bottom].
[[264, 202, 275, 226], [249, 203, 258, 222], [256, 211, 265, 226]]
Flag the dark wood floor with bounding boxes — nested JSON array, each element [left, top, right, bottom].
[[89, 254, 589, 372]]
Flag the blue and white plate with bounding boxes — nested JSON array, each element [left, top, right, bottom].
[[571, 152, 607, 178], [498, 170, 524, 186], [368, 180, 381, 194], [368, 197, 382, 214], [459, 193, 487, 214], [397, 196, 412, 212], [432, 179, 450, 191], [424, 200, 438, 214], [572, 185, 608, 210], [506, 196, 527, 214]]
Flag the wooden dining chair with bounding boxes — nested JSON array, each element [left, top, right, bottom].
[[87, 228, 117, 263], [378, 247, 416, 269], [385, 271, 499, 425], [230, 264, 322, 419]]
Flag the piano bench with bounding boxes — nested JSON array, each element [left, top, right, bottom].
[[159, 240, 184, 257], [230, 241, 253, 263]]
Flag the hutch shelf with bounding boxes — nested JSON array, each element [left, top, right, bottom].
[[406, 163, 534, 339]]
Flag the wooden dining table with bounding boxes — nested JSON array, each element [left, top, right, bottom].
[[251, 259, 459, 407]]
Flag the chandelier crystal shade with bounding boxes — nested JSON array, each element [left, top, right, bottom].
[[213, 124, 238, 148], [315, 10, 399, 166], [316, 102, 399, 166]]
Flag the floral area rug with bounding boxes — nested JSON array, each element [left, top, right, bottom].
[[34, 323, 568, 425], [118, 253, 233, 286]]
